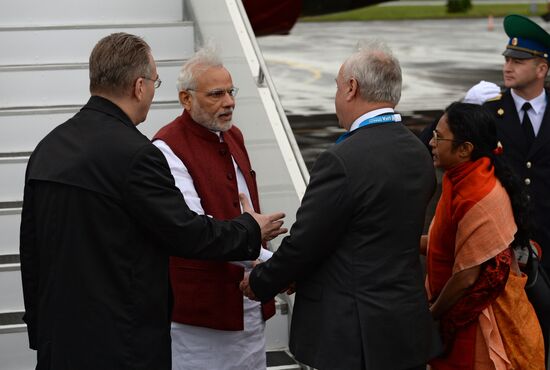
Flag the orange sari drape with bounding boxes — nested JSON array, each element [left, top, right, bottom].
[[426, 158, 543, 369]]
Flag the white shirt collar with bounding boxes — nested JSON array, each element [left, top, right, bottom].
[[511, 89, 546, 115], [212, 130, 224, 142], [349, 107, 395, 132]]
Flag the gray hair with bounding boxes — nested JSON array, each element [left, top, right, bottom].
[[342, 40, 402, 105], [176, 44, 223, 91]]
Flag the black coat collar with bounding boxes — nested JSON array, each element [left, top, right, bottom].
[[83, 95, 136, 130]]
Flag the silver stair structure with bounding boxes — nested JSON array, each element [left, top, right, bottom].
[[0, 0, 307, 368]]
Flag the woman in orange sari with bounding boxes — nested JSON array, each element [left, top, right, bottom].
[[424, 102, 544, 369]]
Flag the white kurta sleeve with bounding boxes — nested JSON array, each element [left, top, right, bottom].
[[259, 248, 273, 262], [153, 139, 205, 215]]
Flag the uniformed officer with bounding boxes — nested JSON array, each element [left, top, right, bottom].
[[483, 14, 550, 367]]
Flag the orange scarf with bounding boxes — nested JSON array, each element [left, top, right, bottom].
[[427, 157, 496, 298]]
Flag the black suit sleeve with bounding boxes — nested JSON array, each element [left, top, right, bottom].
[[250, 150, 352, 302], [19, 169, 38, 350], [123, 144, 261, 261]]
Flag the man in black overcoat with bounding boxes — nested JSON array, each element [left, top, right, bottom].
[[19, 33, 285, 370], [241, 40, 441, 370]]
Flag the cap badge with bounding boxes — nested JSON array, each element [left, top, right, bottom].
[[512, 37, 518, 46], [497, 108, 504, 116]]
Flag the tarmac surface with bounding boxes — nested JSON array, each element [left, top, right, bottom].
[[257, 17, 517, 116], [257, 16, 550, 168]]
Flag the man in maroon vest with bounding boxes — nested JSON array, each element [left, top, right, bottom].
[[153, 47, 276, 369]]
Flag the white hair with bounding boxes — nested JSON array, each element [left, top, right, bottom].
[[342, 39, 402, 105], [176, 43, 223, 91]]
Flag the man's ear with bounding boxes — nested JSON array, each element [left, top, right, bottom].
[[179, 90, 192, 111], [134, 77, 145, 101], [346, 78, 359, 102], [536, 59, 549, 79]]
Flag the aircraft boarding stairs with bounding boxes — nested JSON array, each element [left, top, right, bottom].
[[0, 0, 308, 368]]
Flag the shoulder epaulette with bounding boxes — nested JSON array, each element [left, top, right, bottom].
[[485, 94, 503, 102]]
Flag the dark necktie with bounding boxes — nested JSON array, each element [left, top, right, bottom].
[[522, 102, 535, 148]]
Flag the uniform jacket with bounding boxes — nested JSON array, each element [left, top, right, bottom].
[[19, 96, 261, 370], [250, 121, 442, 369], [154, 111, 274, 330], [484, 89, 550, 270]]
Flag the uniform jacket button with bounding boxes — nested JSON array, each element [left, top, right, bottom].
[[526, 161, 532, 169], [524, 178, 531, 186]]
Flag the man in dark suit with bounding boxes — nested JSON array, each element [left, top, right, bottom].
[[241, 40, 441, 370], [19, 32, 285, 370], [482, 14, 550, 366]]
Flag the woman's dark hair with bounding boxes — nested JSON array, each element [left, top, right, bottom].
[[445, 101, 532, 246]]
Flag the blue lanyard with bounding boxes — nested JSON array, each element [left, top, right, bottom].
[[336, 113, 401, 143]]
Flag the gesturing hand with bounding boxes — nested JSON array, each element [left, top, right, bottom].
[[239, 193, 288, 242], [283, 282, 296, 296]]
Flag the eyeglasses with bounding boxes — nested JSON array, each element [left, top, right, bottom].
[[432, 130, 462, 145], [187, 87, 239, 99], [142, 76, 162, 89]]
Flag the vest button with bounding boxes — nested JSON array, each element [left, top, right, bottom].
[[526, 161, 532, 169], [227, 173, 234, 180], [233, 200, 239, 207], [219, 149, 227, 155], [524, 178, 531, 186]]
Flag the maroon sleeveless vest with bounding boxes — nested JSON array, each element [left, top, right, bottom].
[[154, 110, 275, 330]]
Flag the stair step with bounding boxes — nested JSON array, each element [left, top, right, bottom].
[[266, 350, 302, 369], [0, 0, 185, 27], [0, 311, 24, 327], [0, 262, 24, 312], [0, 21, 193, 66], [0, 100, 180, 115], [0, 254, 20, 265], [0, 324, 35, 369], [0, 201, 22, 210], [0, 158, 25, 202], [0, 59, 186, 72], [0, 153, 30, 165], [0, 205, 21, 256], [0, 16, 195, 115], [0, 101, 184, 157], [0, 152, 31, 159], [0, 60, 185, 109]]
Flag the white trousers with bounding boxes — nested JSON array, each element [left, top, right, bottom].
[[171, 298, 266, 370]]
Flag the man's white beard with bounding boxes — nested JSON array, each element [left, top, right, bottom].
[[190, 100, 233, 132]]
